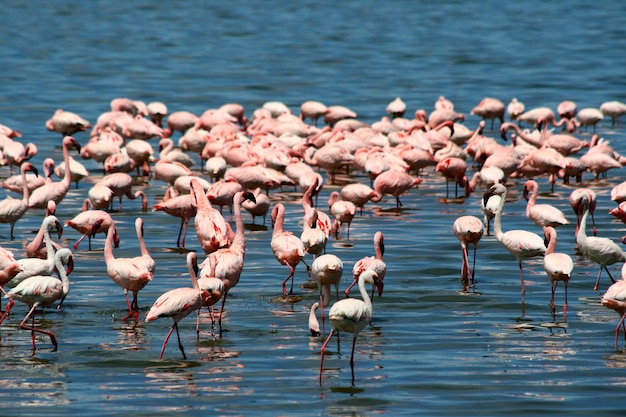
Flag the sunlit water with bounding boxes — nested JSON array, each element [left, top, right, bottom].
[[1, 1, 626, 416]]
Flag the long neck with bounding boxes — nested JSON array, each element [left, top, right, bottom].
[[546, 230, 557, 255], [357, 275, 373, 308], [187, 253, 199, 292], [526, 184, 538, 212], [104, 226, 116, 263], [492, 194, 506, 242], [576, 205, 589, 246], [43, 221, 55, 260], [272, 205, 285, 236], [231, 193, 246, 250], [55, 252, 70, 297], [136, 221, 149, 258], [21, 166, 30, 204], [374, 234, 384, 260], [308, 302, 320, 334], [62, 142, 72, 188]]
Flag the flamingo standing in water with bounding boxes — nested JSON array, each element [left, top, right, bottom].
[[340, 183, 382, 215], [25, 210, 63, 260], [271, 203, 305, 296], [522, 180, 569, 231], [484, 183, 546, 304], [576, 195, 626, 291], [346, 231, 386, 299], [601, 267, 626, 347], [2, 248, 73, 350], [198, 191, 255, 331], [28, 136, 81, 209], [452, 216, 484, 288], [319, 270, 383, 385], [569, 188, 597, 238], [308, 253, 344, 337], [0, 162, 38, 239], [145, 251, 204, 359], [104, 223, 153, 321], [470, 97, 505, 129], [373, 170, 422, 208], [152, 193, 196, 248], [328, 191, 356, 240], [543, 226, 574, 321], [190, 179, 229, 255], [65, 210, 118, 250], [195, 253, 224, 337]]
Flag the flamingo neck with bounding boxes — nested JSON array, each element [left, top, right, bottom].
[[43, 220, 55, 260], [136, 222, 149, 258], [576, 206, 589, 246], [546, 231, 557, 255], [231, 194, 246, 250], [21, 166, 30, 205], [188, 253, 200, 292], [104, 226, 116, 263], [357, 274, 373, 308], [308, 302, 320, 334], [492, 193, 506, 242]]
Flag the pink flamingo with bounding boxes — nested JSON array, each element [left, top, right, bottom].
[[3, 139, 37, 174], [484, 184, 546, 304], [577, 108, 604, 132], [435, 96, 455, 111], [25, 210, 63, 260], [271, 203, 305, 296], [28, 136, 81, 209], [163, 111, 199, 137], [507, 98, 525, 122], [557, 100, 577, 120], [308, 253, 344, 336], [569, 188, 597, 238], [300, 101, 328, 126], [194, 253, 224, 337], [152, 193, 196, 248], [470, 97, 505, 129], [1, 157, 54, 194], [576, 195, 626, 291], [323, 105, 357, 127], [45, 109, 91, 136], [0, 262, 23, 312], [543, 226, 574, 321], [435, 157, 467, 198], [340, 182, 382, 215], [0, 162, 38, 239], [319, 270, 383, 385], [2, 248, 73, 350], [328, 191, 356, 240], [303, 143, 354, 185], [346, 231, 387, 298], [147, 101, 168, 127], [522, 180, 569, 230], [190, 179, 230, 255], [386, 97, 406, 118], [601, 272, 626, 347], [198, 191, 255, 331], [104, 222, 153, 321], [452, 216, 484, 287], [84, 184, 114, 210], [65, 209, 118, 251], [609, 202, 626, 224], [145, 251, 204, 359], [373, 170, 422, 208], [97, 172, 148, 212], [600, 100, 626, 127], [241, 187, 271, 225]]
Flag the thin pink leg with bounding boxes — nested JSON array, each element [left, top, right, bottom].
[[319, 329, 335, 386]]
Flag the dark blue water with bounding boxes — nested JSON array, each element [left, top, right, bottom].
[[1, 1, 626, 416]]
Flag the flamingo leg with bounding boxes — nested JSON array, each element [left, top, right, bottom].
[[460, 246, 470, 285], [159, 324, 176, 359], [319, 290, 325, 337], [606, 267, 617, 284], [73, 234, 87, 250], [593, 266, 603, 291], [319, 329, 335, 385], [218, 290, 228, 335], [550, 281, 557, 317], [121, 290, 135, 321], [176, 218, 185, 248], [563, 282, 568, 322], [0, 298, 14, 325], [174, 322, 187, 359], [349, 335, 358, 385], [614, 313, 626, 348], [20, 303, 57, 350], [471, 245, 478, 284], [196, 309, 201, 339], [518, 261, 526, 304], [345, 278, 357, 298]]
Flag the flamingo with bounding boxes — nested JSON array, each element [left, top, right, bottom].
[[198, 191, 255, 331], [2, 248, 73, 350], [435, 157, 467, 199], [373, 170, 422, 208], [25, 211, 63, 260], [241, 187, 271, 225], [152, 193, 196, 248], [45, 109, 90, 136], [577, 108, 604, 132], [452, 216, 484, 288], [300, 101, 328, 125], [601, 272, 626, 348], [328, 191, 356, 240], [575, 195, 626, 291], [386, 97, 406, 119], [484, 183, 546, 304], [346, 231, 387, 298], [0, 162, 38, 239], [163, 110, 199, 137], [569, 188, 597, 238], [53, 155, 89, 188], [65, 209, 118, 251], [0, 262, 23, 313], [543, 226, 574, 321], [104, 223, 153, 321], [308, 253, 343, 337], [271, 203, 305, 296], [319, 270, 383, 385], [340, 182, 382, 215], [470, 97, 505, 129], [600, 100, 626, 126], [134, 217, 155, 276], [97, 172, 147, 212], [480, 187, 501, 236], [522, 180, 569, 230], [507, 98, 525, 122], [190, 179, 230, 255], [1, 157, 54, 194], [195, 253, 225, 337], [145, 251, 204, 360], [28, 136, 81, 209]]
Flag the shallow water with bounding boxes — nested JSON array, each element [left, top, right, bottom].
[[1, 1, 626, 416]]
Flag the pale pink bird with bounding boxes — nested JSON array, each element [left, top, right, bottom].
[[110, 97, 140, 114], [0, 123, 21, 138], [308, 253, 344, 337], [319, 270, 383, 386], [435, 157, 467, 199], [241, 187, 271, 225], [328, 191, 356, 240], [104, 222, 153, 321], [471, 97, 505, 130], [190, 178, 230, 255], [609, 202, 626, 224], [147, 101, 168, 127], [516, 107, 557, 128], [28, 136, 81, 209], [198, 191, 255, 331], [0, 162, 38, 239], [145, 251, 204, 359], [522, 180, 569, 230], [79, 136, 120, 165], [543, 226, 574, 321], [434, 96, 455, 112], [25, 212, 63, 260], [124, 139, 156, 176], [84, 184, 114, 211], [601, 274, 626, 347], [45, 109, 91, 136], [300, 101, 328, 126], [507, 98, 525, 122], [53, 155, 90, 188], [600, 100, 626, 127], [1, 248, 73, 350], [158, 138, 195, 167], [580, 149, 622, 180], [97, 172, 148, 211], [569, 188, 597, 238], [345, 231, 386, 298], [271, 203, 306, 296], [323, 105, 357, 127], [194, 253, 224, 337], [0, 262, 23, 311], [480, 187, 501, 236], [373, 170, 422, 208], [577, 108, 604, 132], [301, 207, 328, 259], [206, 179, 243, 218], [153, 160, 195, 185], [576, 195, 626, 291], [65, 209, 118, 250], [611, 180, 626, 204], [301, 177, 332, 244], [163, 111, 199, 137], [484, 184, 546, 304], [1, 157, 54, 194], [452, 216, 484, 287], [152, 193, 196, 248], [134, 217, 155, 276], [386, 97, 406, 119], [340, 182, 382, 215], [303, 143, 354, 185], [121, 115, 164, 140], [219, 102, 247, 127], [557, 100, 577, 120], [3, 139, 37, 174]]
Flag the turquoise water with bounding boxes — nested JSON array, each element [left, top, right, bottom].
[[0, 1, 626, 416]]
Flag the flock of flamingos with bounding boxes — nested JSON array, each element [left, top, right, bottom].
[[0, 96, 626, 384]]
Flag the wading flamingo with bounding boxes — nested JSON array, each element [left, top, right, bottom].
[[271, 203, 305, 296], [522, 180, 569, 230], [308, 253, 344, 337], [190, 179, 229, 255], [543, 226, 574, 321], [346, 231, 386, 299], [452, 216, 484, 288], [0, 162, 38, 239]]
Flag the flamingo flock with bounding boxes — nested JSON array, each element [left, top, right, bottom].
[[0, 95, 626, 385]]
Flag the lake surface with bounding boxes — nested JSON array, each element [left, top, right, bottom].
[[1, 1, 626, 416]]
